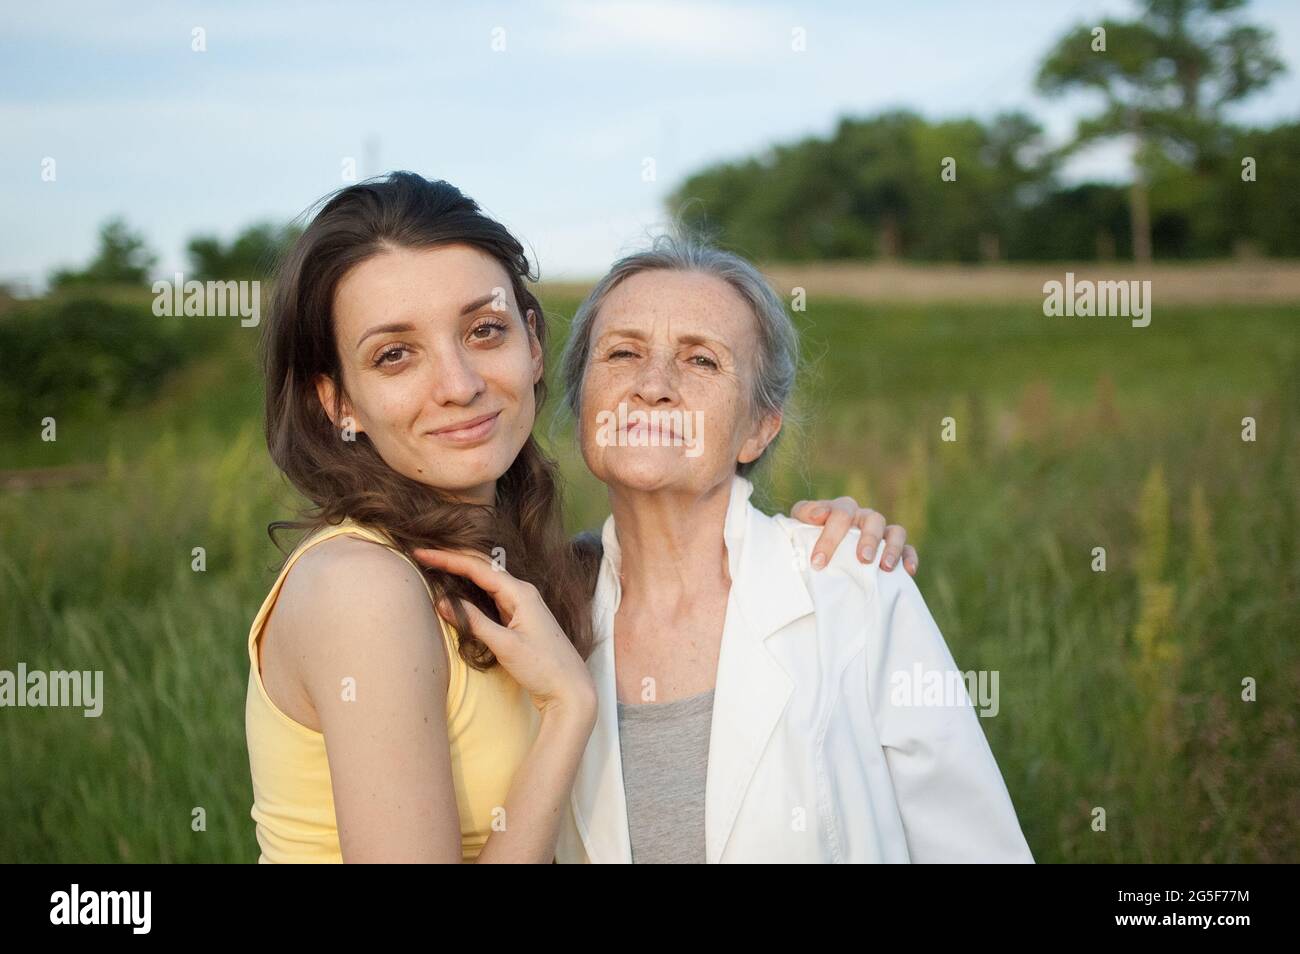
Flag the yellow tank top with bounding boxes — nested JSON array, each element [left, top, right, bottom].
[[244, 518, 538, 863]]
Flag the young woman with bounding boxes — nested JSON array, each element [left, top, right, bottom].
[[245, 172, 916, 863]]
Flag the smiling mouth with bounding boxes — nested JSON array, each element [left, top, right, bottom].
[[622, 422, 682, 442], [430, 410, 501, 444]]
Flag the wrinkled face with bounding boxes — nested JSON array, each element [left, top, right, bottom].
[[318, 243, 542, 505], [577, 269, 780, 497]]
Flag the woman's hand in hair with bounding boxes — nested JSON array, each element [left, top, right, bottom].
[[412, 547, 598, 725], [789, 497, 918, 575]]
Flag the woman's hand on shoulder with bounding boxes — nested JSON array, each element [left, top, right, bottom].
[[789, 496, 918, 576]]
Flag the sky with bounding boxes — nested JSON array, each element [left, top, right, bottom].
[[2, 0, 1298, 288]]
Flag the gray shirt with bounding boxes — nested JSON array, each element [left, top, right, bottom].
[[616, 688, 715, 864]]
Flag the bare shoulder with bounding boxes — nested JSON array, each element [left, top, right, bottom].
[[279, 533, 430, 614], [272, 533, 448, 681]]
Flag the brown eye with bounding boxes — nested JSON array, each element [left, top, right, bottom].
[[374, 345, 409, 366], [470, 319, 508, 341]]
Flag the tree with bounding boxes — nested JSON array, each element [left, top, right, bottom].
[[1036, 0, 1285, 262], [49, 217, 158, 288], [187, 221, 303, 280], [668, 110, 1052, 263]]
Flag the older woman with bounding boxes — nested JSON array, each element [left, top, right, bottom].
[[554, 237, 1033, 863]]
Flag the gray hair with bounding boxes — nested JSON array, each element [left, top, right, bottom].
[[559, 234, 799, 476]]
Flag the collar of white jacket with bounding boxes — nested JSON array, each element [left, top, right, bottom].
[[590, 472, 815, 646]]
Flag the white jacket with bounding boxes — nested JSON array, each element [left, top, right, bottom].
[[556, 474, 1034, 863]]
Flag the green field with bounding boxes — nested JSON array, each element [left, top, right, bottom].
[[2, 289, 1297, 862]]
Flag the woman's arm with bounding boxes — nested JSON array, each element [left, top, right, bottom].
[[413, 547, 597, 864], [277, 537, 462, 862], [864, 561, 1034, 863], [279, 537, 594, 863], [473, 703, 593, 863]]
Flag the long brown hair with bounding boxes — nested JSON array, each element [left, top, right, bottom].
[[262, 171, 592, 666]]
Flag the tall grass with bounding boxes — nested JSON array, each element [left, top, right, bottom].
[[1, 294, 1296, 862]]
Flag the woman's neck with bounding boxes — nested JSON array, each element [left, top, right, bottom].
[[608, 480, 732, 611], [443, 480, 496, 507]]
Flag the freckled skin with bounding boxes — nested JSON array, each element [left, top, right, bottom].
[[317, 244, 543, 504], [577, 269, 782, 705], [579, 269, 779, 497]]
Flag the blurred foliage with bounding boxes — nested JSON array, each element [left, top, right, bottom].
[[187, 221, 303, 280], [0, 295, 225, 438], [671, 110, 1300, 262], [48, 218, 158, 289], [1037, 0, 1285, 159], [45, 218, 301, 294], [1152, 121, 1300, 257], [671, 110, 1053, 263]]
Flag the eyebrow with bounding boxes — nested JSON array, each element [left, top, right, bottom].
[[459, 292, 500, 316], [354, 293, 505, 350], [355, 321, 415, 350], [595, 327, 731, 352]]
